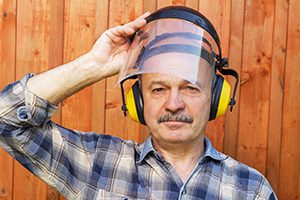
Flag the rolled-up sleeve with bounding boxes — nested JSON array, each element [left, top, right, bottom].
[[0, 74, 57, 127], [0, 74, 90, 199]]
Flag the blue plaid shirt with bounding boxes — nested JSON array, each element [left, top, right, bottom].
[[0, 74, 277, 200]]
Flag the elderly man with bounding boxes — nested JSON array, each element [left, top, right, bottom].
[[0, 6, 276, 200]]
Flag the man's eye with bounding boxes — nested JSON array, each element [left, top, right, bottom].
[[152, 88, 165, 93], [182, 86, 201, 94], [184, 86, 199, 91]]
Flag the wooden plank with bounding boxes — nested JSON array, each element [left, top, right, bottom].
[[144, 0, 157, 13], [223, 0, 245, 158], [266, 0, 288, 194], [278, 0, 300, 198], [61, 0, 96, 133], [104, 0, 146, 143], [199, 0, 231, 152], [48, 1, 64, 199], [14, 0, 64, 199], [61, 1, 97, 198], [237, 0, 275, 174], [0, 0, 16, 199], [185, 0, 198, 10], [91, 0, 109, 134], [157, 0, 185, 8], [14, 0, 52, 199]]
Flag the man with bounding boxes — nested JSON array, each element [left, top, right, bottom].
[[0, 6, 276, 200]]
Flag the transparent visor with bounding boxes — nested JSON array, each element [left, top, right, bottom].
[[117, 18, 218, 89]]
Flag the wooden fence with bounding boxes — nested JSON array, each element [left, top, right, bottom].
[[0, 0, 299, 199]]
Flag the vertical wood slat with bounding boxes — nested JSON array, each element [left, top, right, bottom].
[[61, 0, 96, 133], [278, 0, 300, 198], [157, 0, 185, 9], [224, 0, 245, 158], [14, 0, 55, 199], [61, 0, 98, 199], [185, 0, 198, 10], [91, 0, 109, 134], [0, 1, 16, 199], [47, 1, 64, 199], [266, 0, 289, 194], [199, 0, 231, 152], [105, 0, 146, 142], [144, 0, 157, 13], [13, 0, 64, 199], [1, 1, 300, 199], [224, 0, 245, 159], [237, 0, 275, 174]]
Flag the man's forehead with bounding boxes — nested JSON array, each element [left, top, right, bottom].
[[141, 73, 196, 86]]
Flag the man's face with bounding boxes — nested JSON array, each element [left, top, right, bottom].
[[141, 73, 212, 147]]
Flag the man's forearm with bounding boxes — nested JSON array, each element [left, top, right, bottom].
[[26, 12, 149, 105], [27, 53, 110, 105]]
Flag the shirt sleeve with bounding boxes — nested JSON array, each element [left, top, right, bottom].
[[0, 74, 92, 199], [255, 175, 278, 200]]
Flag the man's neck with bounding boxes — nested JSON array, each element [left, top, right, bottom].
[[152, 135, 205, 182]]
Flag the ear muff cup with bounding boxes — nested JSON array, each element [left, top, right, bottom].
[[209, 74, 231, 120], [126, 81, 146, 125]]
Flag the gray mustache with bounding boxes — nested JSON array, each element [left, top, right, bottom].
[[157, 113, 193, 124]]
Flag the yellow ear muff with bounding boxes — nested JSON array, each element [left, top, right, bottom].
[[215, 79, 231, 118], [126, 87, 140, 123], [125, 81, 146, 125], [209, 75, 231, 120]]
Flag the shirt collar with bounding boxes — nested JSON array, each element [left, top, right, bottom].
[[137, 136, 155, 164], [136, 135, 227, 164], [201, 137, 227, 162]]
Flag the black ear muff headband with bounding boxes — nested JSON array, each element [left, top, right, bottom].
[[120, 6, 239, 124]]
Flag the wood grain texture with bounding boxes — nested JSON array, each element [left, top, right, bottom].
[[278, 0, 300, 198], [237, 0, 275, 174], [199, 0, 231, 152], [266, 0, 288, 194], [61, 0, 96, 132], [14, 0, 54, 199], [105, 0, 146, 142], [185, 0, 198, 10], [0, 1, 16, 199], [1, 0, 300, 199], [91, 0, 109, 135], [223, 0, 245, 159]]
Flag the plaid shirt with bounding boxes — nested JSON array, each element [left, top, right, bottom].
[[0, 74, 277, 200]]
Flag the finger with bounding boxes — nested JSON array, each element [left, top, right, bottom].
[[124, 12, 151, 31], [104, 12, 150, 44], [135, 11, 151, 20], [105, 26, 133, 45], [110, 25, 134, 38]]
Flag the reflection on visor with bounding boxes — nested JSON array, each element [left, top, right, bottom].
[[118, 19, 216, 87], [135, 32, 215, 68]]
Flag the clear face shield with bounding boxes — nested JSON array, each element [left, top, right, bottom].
[[117, 18, 219, 90]]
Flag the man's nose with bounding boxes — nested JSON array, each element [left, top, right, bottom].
[[164, 90, 185, 113]]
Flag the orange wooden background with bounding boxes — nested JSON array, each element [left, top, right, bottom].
[[0, 0, 299, 199]]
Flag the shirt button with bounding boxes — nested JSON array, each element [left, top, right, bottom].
[[17, 106, 31, 121], [182, 189, 187, 194]]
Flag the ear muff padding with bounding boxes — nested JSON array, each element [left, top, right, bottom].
[[209, 75, 231, 120], [126, 81, 146, 125]]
